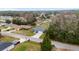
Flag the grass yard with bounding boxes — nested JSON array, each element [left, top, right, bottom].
[[0, 36, 18, 42], [40, 22, 49, 29], [0, 26, 8, 29], [15, 29, 35, 36], [11, 41, 41, 51], [40, 33, 45, 39]]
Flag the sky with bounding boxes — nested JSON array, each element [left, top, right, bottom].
[[0, 0, 78, 11], [0, 8, 78, 11]]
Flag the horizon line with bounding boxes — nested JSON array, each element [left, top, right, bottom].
[[0, 8, 79, 11]]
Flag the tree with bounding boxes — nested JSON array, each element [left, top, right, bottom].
[[5, 19, 11, 24], [12, 17, 37, 25], [12, 18, 22, 25], [41, 31, 52, 51]]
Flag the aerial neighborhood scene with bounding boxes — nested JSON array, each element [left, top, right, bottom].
[[0, 8, 79, 51]]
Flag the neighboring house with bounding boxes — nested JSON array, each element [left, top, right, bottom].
[[0, 42, 14, 51], [0, 20, 5, 23], [0, 23, 7, 26], [13, 25, 32, 31], [1, 27, 12, 32], [33, 27, 45, 33], [0, 16, 13, 20]]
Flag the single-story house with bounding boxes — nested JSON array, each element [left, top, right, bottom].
[[33, 27, 45, 33], [10, 24, 32, 31], [0, 16, 13, 20], [0, 42, 14, 51]]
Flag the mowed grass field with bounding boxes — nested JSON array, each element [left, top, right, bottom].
[[11, 41, 41, 51]]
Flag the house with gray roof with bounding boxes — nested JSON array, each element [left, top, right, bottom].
[[33, 27, 45, 33]]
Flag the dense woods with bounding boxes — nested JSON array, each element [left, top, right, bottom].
[[47, 12, 79, 45]]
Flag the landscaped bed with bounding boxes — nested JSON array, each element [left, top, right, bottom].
[[0, 36, 19, 42], [11, 41, 41, 51], [14, 29, 35, 36]]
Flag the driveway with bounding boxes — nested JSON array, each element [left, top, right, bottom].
[[31, 31, 43, 38]]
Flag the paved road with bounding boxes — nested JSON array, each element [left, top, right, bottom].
[[53, 41, 79, 51]]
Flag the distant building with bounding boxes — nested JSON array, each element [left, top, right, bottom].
[[14, 25, 32, 31], [0, 42, 14, 51], [0, 16, 13, 20]]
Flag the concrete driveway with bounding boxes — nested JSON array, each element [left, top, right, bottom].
[[31, 31, 43, 38]]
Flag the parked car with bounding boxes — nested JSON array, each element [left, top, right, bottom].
[[12, 40, 20, 45]]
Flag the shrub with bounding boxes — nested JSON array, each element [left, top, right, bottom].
[[5, 19, 11, 24]]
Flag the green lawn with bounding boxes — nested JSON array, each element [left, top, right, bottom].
[[0, 36, 18, 42], [40, 33, 45, 39], [0, 26, 8, 29], [11, 41, 41, 51], [40, 22, 49, 29], [15, 29, 35, 36]]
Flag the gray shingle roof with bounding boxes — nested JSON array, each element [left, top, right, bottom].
[[0, 42, 13, 51], [33, 27, 45, 32]]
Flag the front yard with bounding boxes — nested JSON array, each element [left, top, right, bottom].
[[39, 33, 45, 39], [0, 36, 19, 42], [0, 25, 8, 29], [11, 41, 41, 51], [14, 29, 35, 36]]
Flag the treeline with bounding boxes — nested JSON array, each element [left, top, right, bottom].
[[12, 17, 36, 25], [46, 12, 79, 45], [0, 11, 52, 16], [6, 17, 37, 26]]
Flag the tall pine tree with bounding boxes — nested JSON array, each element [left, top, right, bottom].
[[41, 30, 52, 51]]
